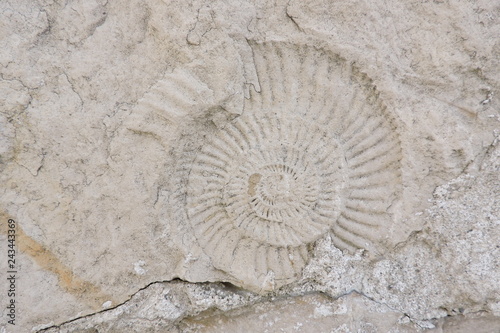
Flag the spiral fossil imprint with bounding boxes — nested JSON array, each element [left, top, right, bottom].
[[171, 42, 402, 287]]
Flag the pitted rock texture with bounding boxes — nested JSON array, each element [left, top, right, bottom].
[[0, 0, 498, 332]]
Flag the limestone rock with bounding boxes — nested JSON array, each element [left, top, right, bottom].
[[0, 0, 498, 332]]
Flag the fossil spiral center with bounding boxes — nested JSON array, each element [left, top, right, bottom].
[[244, 162, 319, 224], [260, 173, 292, 201], [250, 166, 297, 204]]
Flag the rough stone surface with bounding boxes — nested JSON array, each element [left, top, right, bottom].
[[0, 0, 498, 332]]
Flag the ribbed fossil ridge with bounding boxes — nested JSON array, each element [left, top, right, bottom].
[[170, 41, 402, 289]]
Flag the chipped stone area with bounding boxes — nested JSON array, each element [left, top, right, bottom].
[[37, 283, 500, 333], [39, 282, 424, 333], [0, 0, 499, 332], [305, 141, 499, 324]]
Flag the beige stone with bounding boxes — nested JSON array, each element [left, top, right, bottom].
[[0, 0, 498, 332]]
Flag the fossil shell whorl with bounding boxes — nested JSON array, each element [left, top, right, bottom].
[[171, 41, 402, 291]]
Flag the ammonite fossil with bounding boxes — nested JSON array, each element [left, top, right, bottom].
[[170, 41, 402, 290]]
